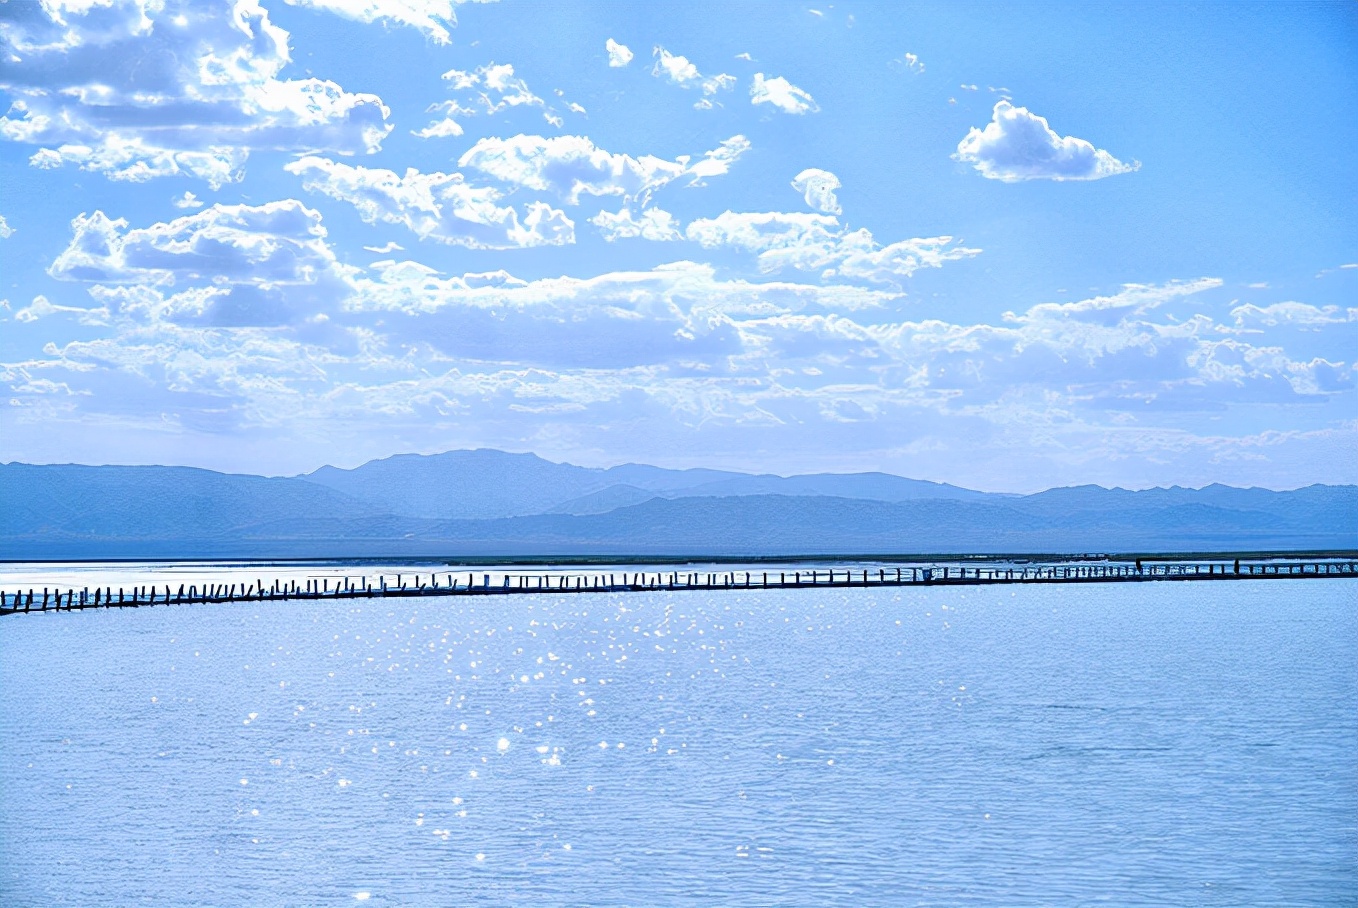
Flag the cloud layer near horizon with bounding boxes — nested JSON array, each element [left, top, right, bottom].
[[7, 195, 1352, 488]]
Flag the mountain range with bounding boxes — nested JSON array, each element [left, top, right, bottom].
[[1, 449, 1353, 559]]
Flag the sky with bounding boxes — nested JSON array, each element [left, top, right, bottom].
[[0, 0, 1355, 491]]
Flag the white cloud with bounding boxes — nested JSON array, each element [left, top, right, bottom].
[[685, 211, 980, 286], [282, 0, 495, 44], [414, 62, 560, 137], [1231, 301, 1358, 330], [0, 214, 12, 238], [652, 46, 736, 108], [15, 220, 1354, 488], [172, 192, 205, 210], [364, 241, 405, 254], [284, 156, 575, 249], [791, 169, 842, 215], [902, 53, 924, 74], [1315, 263, 1358, 278], [44, 200, 363, 329], [412, 101, 476, 138], [0, 1, 392, 187], [686, 211, 839, 255], [458, 134, 749, 206], [685, 135, 753, 185], [590, 207, 684, 242], [14, 295, 109, 326], [955, 101, 1139, 183], [750, 73, 819, 115], [606, 38, 634, 67], [351, 258, 894, 328], [49, 201, 339, 286], [445, 63, 543, 113]]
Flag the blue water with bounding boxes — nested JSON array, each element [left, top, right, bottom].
[[1, 579, 1354, 906]]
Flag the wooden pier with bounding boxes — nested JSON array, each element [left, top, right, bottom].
[[1, 559, 1354, 615]]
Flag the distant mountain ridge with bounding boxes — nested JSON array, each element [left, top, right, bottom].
[[301, 449, 995, 520], [1, 450, 1354, 559]]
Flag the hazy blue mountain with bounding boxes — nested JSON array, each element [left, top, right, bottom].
[[545, 473, 992, 516], [302, 449, 610, 519], [2, 455, 1354, 559], [401, 494, 1351, 556], [0, 463, 382, 548], [301, 449, 989, 519], [592, 463, 747, 492], [543, 484, 660, 516], [664, 471, 994, 502], [1019, 483, 1352, 521]]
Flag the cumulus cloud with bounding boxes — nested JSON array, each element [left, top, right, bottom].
[[955, 101, 1139, 182], [791, 169, 842, 214], [14, 209, 1355, 488], [606, 38, 634, 67], [0, 1, 392, 187], [49, 201, 338, 285], [45, 200, 361, 328], [686, 211, 838, 255], [0, 214, 12, 238], [172, 192, 205, 210], [282, 0, 494, 44], [750, 73, 819, 115], [652, 46, 736, 108], [284, 156, 575, 248], [458, 134, 749, 206], [590, 207, 684, 242], [685, 211, 980, 286], [901, 53, 924, 74], [27, 217, 906, 431]]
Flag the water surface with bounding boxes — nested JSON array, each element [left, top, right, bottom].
[[1, 579, 1354, 905]]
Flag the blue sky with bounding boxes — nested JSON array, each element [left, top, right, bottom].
[[0, 0, 1354, 491]]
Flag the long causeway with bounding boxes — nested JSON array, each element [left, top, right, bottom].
[[2, 558, 1355, 615]]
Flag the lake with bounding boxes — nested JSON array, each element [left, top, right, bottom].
[[1, 576, 1354, 905]]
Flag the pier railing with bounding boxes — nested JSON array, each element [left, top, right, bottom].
[[2, 559, 1355, 615]]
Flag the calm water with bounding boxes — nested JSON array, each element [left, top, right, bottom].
[[1, 579, 1354, 906]]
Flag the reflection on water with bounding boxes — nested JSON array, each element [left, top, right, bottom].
[[1, 579, 1354, 906]]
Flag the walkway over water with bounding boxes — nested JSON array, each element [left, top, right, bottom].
[[3, 558, 1355, 615]]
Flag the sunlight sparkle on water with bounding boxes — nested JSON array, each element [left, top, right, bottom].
[[0, 581, 1354, 905]]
